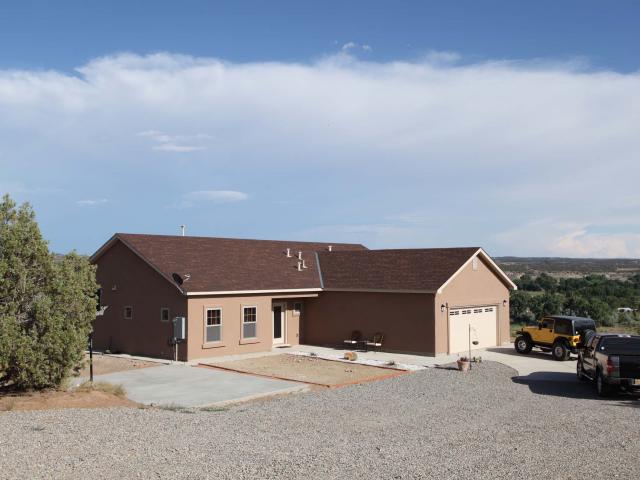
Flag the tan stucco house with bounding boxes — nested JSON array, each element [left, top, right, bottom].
[[91, 233, 516, 361]]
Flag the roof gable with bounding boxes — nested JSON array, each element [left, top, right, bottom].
[[317, 247, 516, 292]]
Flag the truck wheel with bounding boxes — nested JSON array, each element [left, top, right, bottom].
[[514, 336, 532, 354], [552, 341, 570, 361], [596, 371, 611, 397], [576, 361, 587, 381]]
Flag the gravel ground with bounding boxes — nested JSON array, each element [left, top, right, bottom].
[[1, 361, 639, 479]]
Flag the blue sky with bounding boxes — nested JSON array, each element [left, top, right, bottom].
[[1, 1, 639, 257]]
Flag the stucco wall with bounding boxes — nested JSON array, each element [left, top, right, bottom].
[[186, 296, 303, 360], [93, 240, 187, 360], [303, 291, 436, 355], [434, 256, 511, 355]]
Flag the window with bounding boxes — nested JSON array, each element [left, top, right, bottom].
[[242, 306, 257, 339], [96, 288, 102, 312], [293, 302, 302, 316], [205, 308, 222, 343], [160, 307, 170, 322], [124, 306, 133, 320], [541, 319, 554, 330], [554, 320, 572, 335]]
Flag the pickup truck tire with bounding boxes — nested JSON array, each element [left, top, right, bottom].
[[596, 370, 611, 397], [552, 341, 570, 361], [514, 335, 532, 354], [576, 360, 588, 381]]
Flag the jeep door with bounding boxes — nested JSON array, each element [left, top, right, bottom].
[[539, 318, 555, 344]]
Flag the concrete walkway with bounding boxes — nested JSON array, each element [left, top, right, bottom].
[[75, 364, 307, 408]]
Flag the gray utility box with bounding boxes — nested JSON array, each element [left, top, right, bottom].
[[173, 316, 186, 340]]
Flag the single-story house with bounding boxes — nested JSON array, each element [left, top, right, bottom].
[[91, 233, 516, 361]]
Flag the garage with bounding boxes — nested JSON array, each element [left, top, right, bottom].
[[448, 306, 498, 353]]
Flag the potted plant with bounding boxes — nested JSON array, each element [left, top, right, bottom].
[[457, 356, 470, 372]]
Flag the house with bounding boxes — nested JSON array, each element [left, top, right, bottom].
[[91, 233, 516, 361]]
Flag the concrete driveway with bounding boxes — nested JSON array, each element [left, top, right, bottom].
[[480, 345, 578, 381], [77, 364, 307, 407]]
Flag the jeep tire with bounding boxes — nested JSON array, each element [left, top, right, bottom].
[[514, 335, 532, 354], [552, 340, 570, 361]]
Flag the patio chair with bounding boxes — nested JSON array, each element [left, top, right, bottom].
[[366, 333, 384, 352], [343, 330, 362, 348]]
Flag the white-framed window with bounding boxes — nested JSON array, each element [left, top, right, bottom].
[[160, 307, 170, 322], [124, 306, 133, 320], [293, 302, 302, 316], [205, 308, 222, 343], [242, 306, 257, 339]]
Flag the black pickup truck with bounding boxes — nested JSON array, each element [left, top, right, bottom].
[[577, 333, 640, 396]]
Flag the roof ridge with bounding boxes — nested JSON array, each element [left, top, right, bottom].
[[116, 232, 366, 248]]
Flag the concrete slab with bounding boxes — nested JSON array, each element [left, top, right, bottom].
[[74, 364, 307, 407]]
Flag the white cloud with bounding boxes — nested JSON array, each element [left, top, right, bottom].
[[0, 52, 639, 256], [178, 190, 248, 207], [137, 129, 209, 153], [76, 198, 108, 206], [341, 42, 372, 53]]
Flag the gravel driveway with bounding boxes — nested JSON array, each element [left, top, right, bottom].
[[1, 362, 638, 479]]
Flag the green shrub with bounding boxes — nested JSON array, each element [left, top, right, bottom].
[[0, 195, 98, 390]]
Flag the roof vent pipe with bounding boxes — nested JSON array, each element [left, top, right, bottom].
[[297, 261, 302, 272], [328, 245, 332, 252], [297, 251, 303, 260], [286, 248, 291, 257], [302, 259, 308, 269], [180, 225, 186, 237]]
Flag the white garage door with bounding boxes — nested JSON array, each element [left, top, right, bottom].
[[449, 306, 497, 354]]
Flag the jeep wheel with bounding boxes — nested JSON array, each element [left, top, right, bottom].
[[514, 336, 532, 354], [552, 341, 570, 361], [596, 371, 611, 397]]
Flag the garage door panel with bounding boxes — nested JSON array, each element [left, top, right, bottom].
[[449, 306, 497, 354]]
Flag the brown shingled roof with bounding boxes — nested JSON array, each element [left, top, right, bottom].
[[93, 233, 367, 293], [317, 248, 482, 292]]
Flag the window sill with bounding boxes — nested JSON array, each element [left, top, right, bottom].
[[239, 338, 260, 345], [202, 342, 225, 349]]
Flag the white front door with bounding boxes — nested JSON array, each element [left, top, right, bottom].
[[272, 303, 286, 345], [448, 306, 498, 354]]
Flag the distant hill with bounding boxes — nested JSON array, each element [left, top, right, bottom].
[[495, 257, 640, 279]]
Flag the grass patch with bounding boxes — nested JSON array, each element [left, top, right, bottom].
[[199, 405, 228, 413], [156, 403, 196, 414], [76, 381, 126, 397], [0, 398, 17, 412]]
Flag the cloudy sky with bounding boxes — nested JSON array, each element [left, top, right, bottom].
[[1, 1, 639, 257]]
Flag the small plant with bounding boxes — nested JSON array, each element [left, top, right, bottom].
[[343, 351, 358, 361], [76, 381, 126, 397], [456, 356, 471, 372], [308, 352, 318, 357]]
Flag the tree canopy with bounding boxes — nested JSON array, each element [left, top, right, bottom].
[[0, 194, 97, 390]]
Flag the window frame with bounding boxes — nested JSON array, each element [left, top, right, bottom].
[[204, 307, 223, 345], [160, 307, 170, 322], [124, 305, 133, 320], [241, 305, 258, 340]]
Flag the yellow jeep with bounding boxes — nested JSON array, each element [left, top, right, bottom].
[[514, 315, 596, 361]]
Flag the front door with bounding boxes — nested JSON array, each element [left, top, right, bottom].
[[272, 303, 285, 345]]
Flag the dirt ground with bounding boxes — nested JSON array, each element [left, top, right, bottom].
[[0, 390, 136, 411], [74, 353, 160, 377], [205, 354, 404, 386]]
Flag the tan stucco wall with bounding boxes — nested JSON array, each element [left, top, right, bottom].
[[93, 240, 188, 360], [435, 257, 511, 355], [186, 296, 303, 360], [303, 291, 436, 355]]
